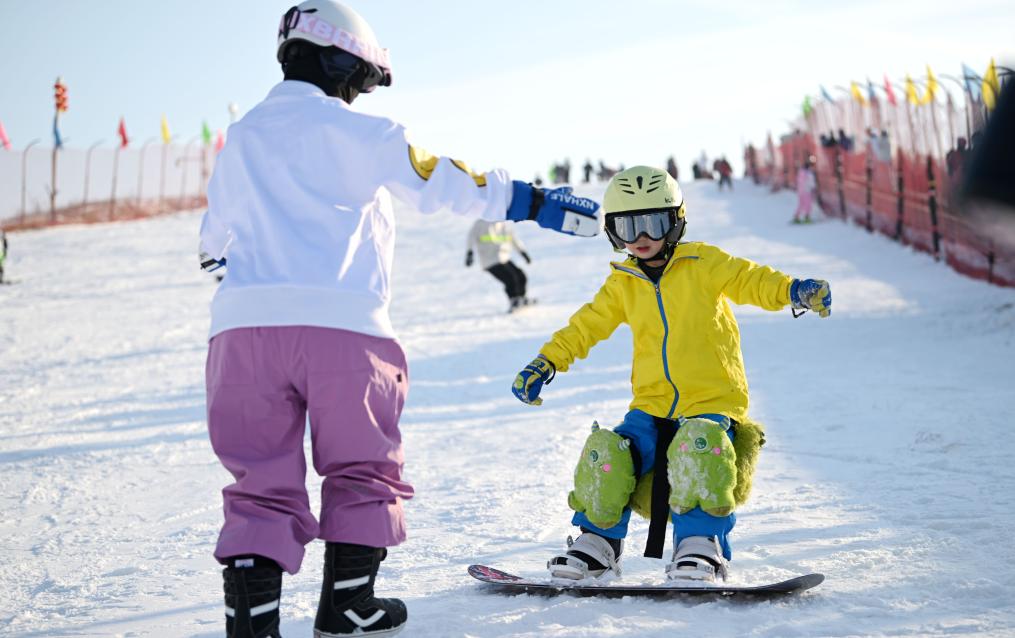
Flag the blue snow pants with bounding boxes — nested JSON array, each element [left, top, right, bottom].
[[571, 409, 736, 560]]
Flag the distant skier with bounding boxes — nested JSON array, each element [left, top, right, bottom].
[[511, 166, 831, 584], [198, 2, 600, 636], [665, 155, 679, 181], [793, 156, 817, 224], [714, 156, 733, 191], [465, 219, 533, 312]]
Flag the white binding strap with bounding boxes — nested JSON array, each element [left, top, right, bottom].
[[344, 608, 385, 627], [332, 575, 370, 590], [224, 599, 280, 618]]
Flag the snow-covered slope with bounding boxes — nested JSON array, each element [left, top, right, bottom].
[[2, 180, 1014, 637]]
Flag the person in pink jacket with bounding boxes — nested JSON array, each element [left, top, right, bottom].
[[793, 156, 817, 224]]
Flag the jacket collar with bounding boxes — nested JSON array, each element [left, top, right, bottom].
[[267, 80, 349, 108], [610, 244, 698, 280]]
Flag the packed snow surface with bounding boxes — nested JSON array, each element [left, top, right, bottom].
[[2, 180, 1014, 637]]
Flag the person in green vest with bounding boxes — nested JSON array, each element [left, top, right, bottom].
[[466, 219, 533, 312]]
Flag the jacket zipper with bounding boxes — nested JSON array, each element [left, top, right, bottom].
[[653, 282, 680, 418], [613, 257, 695, 419]]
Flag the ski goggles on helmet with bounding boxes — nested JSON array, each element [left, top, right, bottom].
[[605, 208, 680, 244], [318, 48, 391, 92]]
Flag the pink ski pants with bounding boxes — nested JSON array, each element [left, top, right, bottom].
[[206, 326, 412, 574], [795, 191, 814, 218]]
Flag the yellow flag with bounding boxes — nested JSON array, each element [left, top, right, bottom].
[[921, 65, 938, 105], [850, 81, 867, 106], [905, 75, 920, 106], [160, 115, 171, 144], [983, 58, 1000, 110]]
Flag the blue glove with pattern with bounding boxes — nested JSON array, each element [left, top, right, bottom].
[[790, 278, 832, 318], [505, 182, 600, 237], [512, 355, 555, 406]]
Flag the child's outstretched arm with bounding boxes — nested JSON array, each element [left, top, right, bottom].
[[701, 245, 832, 318], [511, 275, 625, 406]]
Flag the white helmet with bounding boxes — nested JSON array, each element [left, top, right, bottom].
[[277, 1, 392, 88]]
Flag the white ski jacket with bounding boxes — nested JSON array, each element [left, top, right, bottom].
[[200, 80, 514, 340], [466, 220, 526, 270]]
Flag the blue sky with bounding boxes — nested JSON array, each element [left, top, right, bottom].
[[1, 0, 1013, 180]]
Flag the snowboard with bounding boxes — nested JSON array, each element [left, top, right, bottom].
[[468, 564, 823, 598], [507, 298, 538, 314]]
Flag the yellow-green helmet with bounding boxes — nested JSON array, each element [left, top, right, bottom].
[[603, 166, 687, 250]]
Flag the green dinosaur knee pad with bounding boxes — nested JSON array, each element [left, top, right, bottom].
[[567, 422, 636, 529], [666, 417, 738, 517]]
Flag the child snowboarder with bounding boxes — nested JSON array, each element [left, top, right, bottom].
[[794, 156, 818, 223], [511, 166, 831, 583], [198, 2, 600, 636], [465, 219, 533, 312]]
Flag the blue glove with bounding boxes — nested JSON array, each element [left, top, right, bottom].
[[790, 279, 831, 317], [512, 355, 555, 406], [505, 181, 600, 237]]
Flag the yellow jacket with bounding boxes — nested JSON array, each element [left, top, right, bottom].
[[539, 242, 793, 422]]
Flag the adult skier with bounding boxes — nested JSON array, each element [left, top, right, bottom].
[[198, 2, 600, 636], [511, 166, 831, 583]]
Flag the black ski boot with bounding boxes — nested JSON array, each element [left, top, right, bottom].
[[314, 542, 407, 637], [222, 556, 283, 638]]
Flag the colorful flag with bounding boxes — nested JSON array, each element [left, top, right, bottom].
[[905, 75, 920, 106], [962, 63, 982, 100], [866, 78, 878, 103], [0, 119, 10, 150], [53, 114, 63, 149], [202, 121, 212, 146], [983, 58, 1000, 110], [921, 65, 938, 105], [820, 85, 834, 102], [160, 114, 171, 144], [215, 130, 225, 153], [117, 117, 129, 148], [850, 81, 867, 106], [802, 95, 813, 117], [884, 75, 897, 106]]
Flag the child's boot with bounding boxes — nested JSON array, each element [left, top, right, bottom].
[[665, 536, 729, 583], [547, 531, 622, 580], [222, 556, 283, 638], [314, 542, 407, 637]]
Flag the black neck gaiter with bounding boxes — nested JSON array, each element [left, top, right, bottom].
[[283, 56, 360, 104]]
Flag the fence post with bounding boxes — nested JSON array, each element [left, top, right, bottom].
[[835, 147, 846, 218], [865, 150, 873, 232], [20, 139, 41, 224], [50, 143, 59, 221], [109, 146, 121, 220], [895, 152, 905, 242], [927, 157, 940, 259]]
